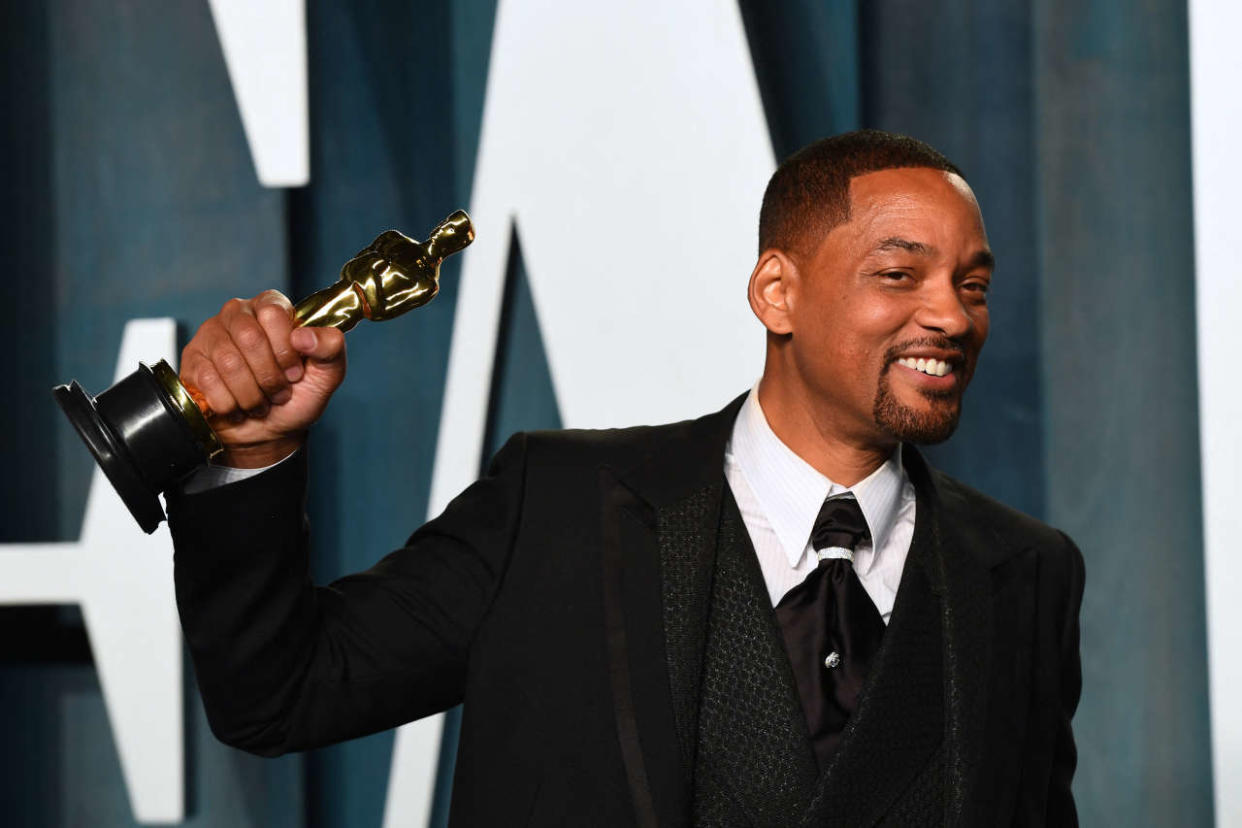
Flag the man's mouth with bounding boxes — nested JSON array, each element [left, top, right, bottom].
[[895, 356, 953, 377]]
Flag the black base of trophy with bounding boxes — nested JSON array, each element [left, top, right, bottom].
[[52, 362, 214, 534]]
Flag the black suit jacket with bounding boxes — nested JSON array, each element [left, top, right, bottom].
[[169, 395, 1083, 826]]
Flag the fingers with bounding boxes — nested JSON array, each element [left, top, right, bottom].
[[182, 292, 298, 419], [255, 290, 302, 383], [181, 341, 239, 421]]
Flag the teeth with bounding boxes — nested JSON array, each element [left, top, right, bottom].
[[897, 357, 952, 377]]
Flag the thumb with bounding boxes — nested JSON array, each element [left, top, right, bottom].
[[291, 327, 345, 364], [291, 327, 347, 392]]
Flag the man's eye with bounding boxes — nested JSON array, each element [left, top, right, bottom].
[[879, 270, 911, 281], [962, 281, 990, 302]]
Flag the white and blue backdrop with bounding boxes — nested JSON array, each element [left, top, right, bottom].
[[1, 0, 1238, 826]]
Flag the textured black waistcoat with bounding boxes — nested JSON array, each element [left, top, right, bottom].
[[668, 487, 947, 827]]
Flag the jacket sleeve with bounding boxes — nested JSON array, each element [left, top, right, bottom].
[[167, 433, 530, 756], [1044, 531, 1085, 825]]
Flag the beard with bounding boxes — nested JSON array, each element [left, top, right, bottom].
[[872, 364, 964, 444]]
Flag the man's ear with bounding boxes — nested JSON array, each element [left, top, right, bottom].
[[748, 249, 797, 335]]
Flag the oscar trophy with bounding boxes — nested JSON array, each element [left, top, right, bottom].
[[53, 210, 474, 534]]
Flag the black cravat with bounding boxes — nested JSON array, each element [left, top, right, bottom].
[[774, 495, 885, 771]]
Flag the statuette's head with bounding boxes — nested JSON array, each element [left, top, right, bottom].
[[427, 210, 475, 259]]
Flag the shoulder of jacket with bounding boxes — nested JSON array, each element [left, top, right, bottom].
[[932, 468, 1080, 562], [508, 414, 711, 464]]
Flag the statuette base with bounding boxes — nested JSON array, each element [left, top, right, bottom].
[[53, 360, 218, 533]]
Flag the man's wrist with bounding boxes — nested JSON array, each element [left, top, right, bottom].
[[220, 434, 306, 469]]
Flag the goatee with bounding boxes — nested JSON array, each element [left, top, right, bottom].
[[872, 367, 963, 444]]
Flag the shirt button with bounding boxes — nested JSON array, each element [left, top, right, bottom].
[[824, 651, 841, 669]]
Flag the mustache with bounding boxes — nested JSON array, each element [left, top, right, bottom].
[[882, 337, 967, 365]]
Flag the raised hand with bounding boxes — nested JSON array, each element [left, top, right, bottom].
[[180, 290, 347, 467]]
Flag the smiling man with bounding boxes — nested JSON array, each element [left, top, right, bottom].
[[170, 130, 1084, 827]]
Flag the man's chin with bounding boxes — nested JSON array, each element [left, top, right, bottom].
[[873, 388, 962, 445]]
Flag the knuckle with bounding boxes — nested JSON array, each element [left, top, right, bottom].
[[272, 343, 297, 365], [256, 301, 290, 324], [198, 376, 233, 412], [257, 288, 292, 308], [193, 363, 220, 387], [214, 348, 245, 376], [233, 323, 266, 352]]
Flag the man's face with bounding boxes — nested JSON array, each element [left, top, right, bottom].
[[783, 167, 993, 446]]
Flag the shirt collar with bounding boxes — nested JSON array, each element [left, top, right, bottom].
[[729, 384, 906, 568]]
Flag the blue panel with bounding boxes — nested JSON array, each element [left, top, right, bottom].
[[1034, 0, 1212, 823], [737, 0, 861, 158], [44, 0, 288, 537], [0, 0, 57, 542], [482, 226, 564, 458], [1, 0, 300, 824], [0, 661, 304, 827]]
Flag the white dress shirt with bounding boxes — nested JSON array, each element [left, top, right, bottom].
[[724, 385, 916, 623]]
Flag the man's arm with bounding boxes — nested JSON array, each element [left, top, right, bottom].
[[168, 431, 529, 755], [168, 289, 531, 754]]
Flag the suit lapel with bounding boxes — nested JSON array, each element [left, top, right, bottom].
[[598, 395, 744, 826], [912, 449, 995, 824]]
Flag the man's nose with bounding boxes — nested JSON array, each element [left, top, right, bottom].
[[914, 279, 974, 339]]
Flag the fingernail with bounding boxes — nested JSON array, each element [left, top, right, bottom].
[[284, 364, 303, 382], [271, 387, 293, 405], [291, 329, 316, 350]]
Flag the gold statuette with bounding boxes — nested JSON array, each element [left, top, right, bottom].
[[293, 211, 473, 329], [53, 211, 476, 533]]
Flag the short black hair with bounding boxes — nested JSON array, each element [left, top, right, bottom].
[[758, 129, 963, 255]]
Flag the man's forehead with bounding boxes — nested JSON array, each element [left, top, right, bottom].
[[846, 166, 974, 205], [844, 168, 983, 229], [802, 167, 990, 267]]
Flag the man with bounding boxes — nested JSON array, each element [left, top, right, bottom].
[[170, 130, 1083, 826]]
